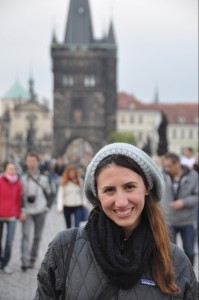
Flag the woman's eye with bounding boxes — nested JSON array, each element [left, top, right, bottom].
[[104, 187, 114, 193], [125, 185, 135, 191]]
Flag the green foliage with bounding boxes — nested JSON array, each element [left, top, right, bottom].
[[109, 131, 137, 145]]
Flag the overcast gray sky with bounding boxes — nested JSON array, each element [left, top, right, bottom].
[[0, 0, 198, 105]]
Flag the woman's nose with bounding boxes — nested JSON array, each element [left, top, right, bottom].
[[115, 191, 128, 207]]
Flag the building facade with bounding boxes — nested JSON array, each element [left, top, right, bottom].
[[51, 0, 117, 157], [0, 79, 53, 163], [117, 92, 199, 156]]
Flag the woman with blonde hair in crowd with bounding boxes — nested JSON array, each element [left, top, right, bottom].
[[57, 165, 86, 228]]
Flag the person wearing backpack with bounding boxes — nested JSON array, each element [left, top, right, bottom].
[[33, 143, 198, 300]]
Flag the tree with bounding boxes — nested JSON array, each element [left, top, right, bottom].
[[109, 131, 137, 145]]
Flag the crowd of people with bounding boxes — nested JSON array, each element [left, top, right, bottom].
[[0, 145, 198, 298], [0, 152, 89, 274]]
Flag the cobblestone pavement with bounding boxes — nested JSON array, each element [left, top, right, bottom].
[[0, 206, 198, 300]]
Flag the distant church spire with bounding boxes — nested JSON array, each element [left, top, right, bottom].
[[64, 0, 93, 44], [107, 21, 116, 44], [29, 75, 36, 101], [52, 28, 57, 44], [154, 86, 159, 104]]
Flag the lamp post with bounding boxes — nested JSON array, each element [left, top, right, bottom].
[[2, 110, 11, 161]]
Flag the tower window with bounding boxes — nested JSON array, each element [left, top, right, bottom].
[[84, 76, 96, 87], [63, 75, 74, 87]]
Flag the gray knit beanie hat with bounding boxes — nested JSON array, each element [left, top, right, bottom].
[[84, 143, 165, 206]]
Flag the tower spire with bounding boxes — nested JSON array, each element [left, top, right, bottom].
[[107, 21, 116, 44], [28, 74, 36, 101], [52, 27, 57, 44], [64, 0, 93, 44]]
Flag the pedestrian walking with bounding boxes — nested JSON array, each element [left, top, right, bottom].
[[57, 165, 87, 228], [33, 143, 198, 299], [53, 156, 66, 194], [0, 162, 24, 274], [20, 152, 52, 271], [161, 152, 199, 266]]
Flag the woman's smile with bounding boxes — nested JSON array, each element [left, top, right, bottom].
[[114, 207, 134, 217]]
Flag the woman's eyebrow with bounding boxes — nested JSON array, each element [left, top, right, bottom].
[[122, 181, 137, 186], [101, 185, 115, 189]]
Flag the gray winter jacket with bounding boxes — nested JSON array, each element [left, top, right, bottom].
[[33, 227, 198, 300], [161, 167, 199, 226]]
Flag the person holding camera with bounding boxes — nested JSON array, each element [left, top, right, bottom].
[[20, 152, 52, 271]]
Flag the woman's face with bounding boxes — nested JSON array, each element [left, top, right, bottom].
[[96, 164, 149, 236], [5, 163, 17, 176], [68, 169, 76, 180]]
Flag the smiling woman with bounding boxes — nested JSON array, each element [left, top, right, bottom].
[[33, 143, 198, 300]]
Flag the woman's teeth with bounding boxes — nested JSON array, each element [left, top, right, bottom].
[[115, 208, 132, 216]]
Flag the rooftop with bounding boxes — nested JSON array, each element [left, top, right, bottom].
[[118, 92, 199, 125], [2, 81, 30, 100]]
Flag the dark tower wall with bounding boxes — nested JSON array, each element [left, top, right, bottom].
[[51, 0, 117, 157]]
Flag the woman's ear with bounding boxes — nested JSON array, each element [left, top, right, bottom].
[[145, 189, 150, 196]]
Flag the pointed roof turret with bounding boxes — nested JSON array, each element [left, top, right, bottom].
[[52, 28, 58, 44], [64, 0, 93, 44], [3, 81, 30, 100], [29, 76, 34, 100], [107, 21, 116, 44], [28, 75, 36, 101]]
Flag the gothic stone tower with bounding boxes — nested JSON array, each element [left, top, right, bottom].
[[51, 0, 117, 156]]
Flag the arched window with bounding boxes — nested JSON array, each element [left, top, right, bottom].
[[84, 76, 96, 87], [63, 75, 74, 87]]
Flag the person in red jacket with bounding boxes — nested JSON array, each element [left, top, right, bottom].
[[0, 162, 24, 274]]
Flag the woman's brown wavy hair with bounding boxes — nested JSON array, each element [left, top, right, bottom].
[[144, 197, 180, 294], [60, 165, 80, 186], [95, 154, 180, 295]]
